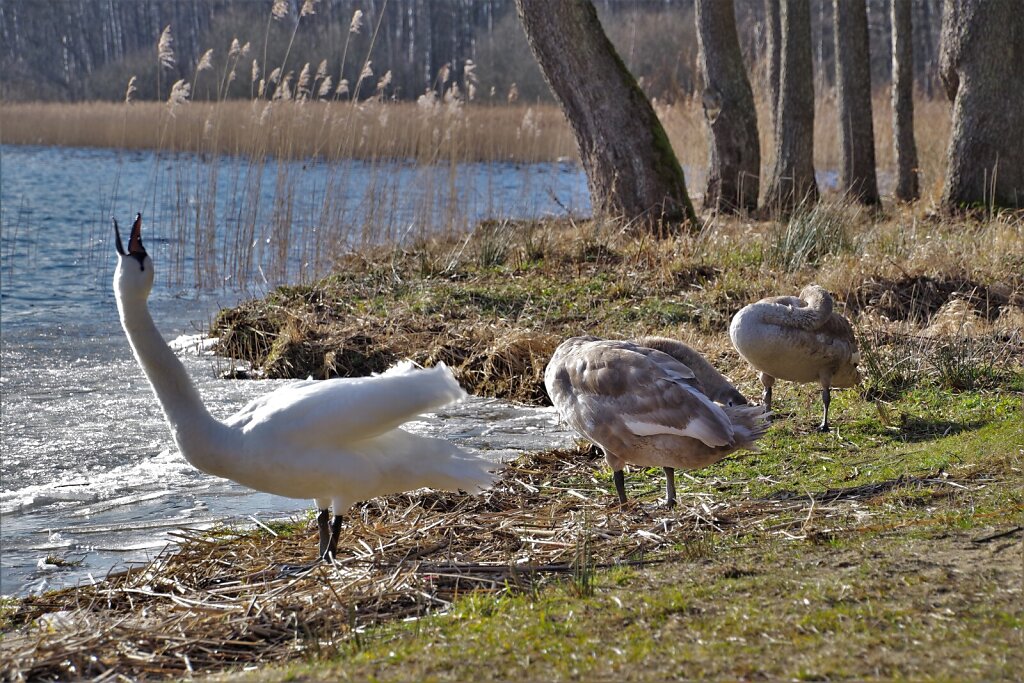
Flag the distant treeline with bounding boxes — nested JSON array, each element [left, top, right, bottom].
[[1, 0, 944, 104]]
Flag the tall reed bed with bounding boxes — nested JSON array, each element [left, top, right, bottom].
[[1, 92, 951, 185], [0, 101, 578, 165]]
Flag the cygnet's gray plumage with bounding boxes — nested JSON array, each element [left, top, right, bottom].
[[544, 336, 768, 507], [729, 284, 860, 431]]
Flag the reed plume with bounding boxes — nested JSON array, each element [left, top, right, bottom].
[[124, 76, 137, 104], [158, 25, 175, 70]]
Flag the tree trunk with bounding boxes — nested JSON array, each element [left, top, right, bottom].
[[891, 0, 919, 202], [761, 0, 818, 214], [765, 0, 782, 127], [940, 0, 1024, 211], [696, 0, 760, 213], [834, 0, 879, 205], [515, 0, 698, 231]]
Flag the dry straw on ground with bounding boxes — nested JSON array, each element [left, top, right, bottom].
[[1, 446, 995, 681]]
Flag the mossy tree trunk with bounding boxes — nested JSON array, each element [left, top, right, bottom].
[[834, 0, 880, 205], [515, 0, 698, 231], [939, 0, 1024, 211], [891, 0, 920, 202], [761, 0, 818, 214], [695, 0, 760, 213]]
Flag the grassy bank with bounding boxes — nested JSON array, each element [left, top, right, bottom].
[[210, 206, 1023, 404], [2, 206, 1021, 680]]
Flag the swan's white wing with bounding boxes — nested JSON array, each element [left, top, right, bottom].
[[545, 338, 735, 449], [232, 427, 496, 506], [224, 362, 466, 446]]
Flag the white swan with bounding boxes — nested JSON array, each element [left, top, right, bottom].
[[544, 336, 768, 507], [729, 284, 860, 432], [113, 214, 495, 561]]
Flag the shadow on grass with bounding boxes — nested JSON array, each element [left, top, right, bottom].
[[896, 415, 989, 443], [765, 473, 962, 505]]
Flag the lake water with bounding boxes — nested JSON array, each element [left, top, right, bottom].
[[0, 145, 588, 597]]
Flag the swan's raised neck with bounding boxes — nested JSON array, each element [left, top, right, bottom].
[[113, 215, 234, 477]]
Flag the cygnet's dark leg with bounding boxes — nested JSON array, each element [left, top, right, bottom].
[[316, 508, 331, 558], [322, 514, 344, 562], [663, 467, 677, 508], [818, 385, 832, 432], [613, 469, 628, 505], [759, 372, 775, 413]]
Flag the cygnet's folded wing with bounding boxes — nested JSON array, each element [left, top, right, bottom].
[[546, 339, 736, 450]]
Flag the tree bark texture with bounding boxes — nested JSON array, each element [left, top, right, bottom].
[[834, 0, 879, 205], [764, 0, 782, 126], [515, 0, 697, 230], [761, 0, 818, 214], [939, 0, 1024, 211], [696, 0, 760, 213], [891, 0, 920, 202]]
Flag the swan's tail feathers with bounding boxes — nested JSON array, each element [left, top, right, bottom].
[[406, 435, 498, 494], [723, 404, 770, 451], [369, 430, 498, 496], [430, 449, 499, 495]]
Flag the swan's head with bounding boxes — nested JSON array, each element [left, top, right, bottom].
[[711, 385, 749, 408], [113, 213, 154, 300]]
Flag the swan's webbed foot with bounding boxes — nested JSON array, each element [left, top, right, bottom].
[[277, 561, 321, 577]]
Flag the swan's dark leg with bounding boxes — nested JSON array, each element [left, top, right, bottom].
[[277, 509, 332, 575], [316, 509, 331, 558], [759, 372, 775, 414], [817, 386, 832, 432], [613, 469, 627, 505], [663, 467, 677, 508], [322, 514, 344, 562]]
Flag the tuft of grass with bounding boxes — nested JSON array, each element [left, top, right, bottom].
[[858, 329, 928, 401], [766, 197, 858, 273], [570, 513, 597, 599], [927, 334, 1006, 391], [474, 219, 516, 268]]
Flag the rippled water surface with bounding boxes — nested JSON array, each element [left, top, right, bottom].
[[0, 145, 584, 596]]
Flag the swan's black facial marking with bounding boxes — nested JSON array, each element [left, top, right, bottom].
[[113, 213, 148, 270]]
